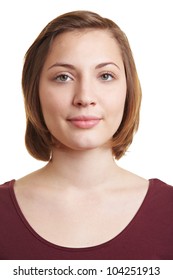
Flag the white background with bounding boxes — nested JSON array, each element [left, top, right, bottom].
[[0, 0, 172, 185]]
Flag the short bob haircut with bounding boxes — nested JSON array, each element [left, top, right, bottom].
[[22, 10, 141, 161]]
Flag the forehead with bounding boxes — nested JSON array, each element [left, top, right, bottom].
[[45, 29, 123, 66], [52, 28, 117, 44]]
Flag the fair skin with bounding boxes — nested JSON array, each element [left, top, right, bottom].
[[15, 29, 148, 248]]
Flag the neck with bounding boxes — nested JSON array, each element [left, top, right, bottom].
[[43, 147, 120, 190]]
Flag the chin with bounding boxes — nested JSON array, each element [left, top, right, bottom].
[[54, 134, 111, 152], [61, 140, 109, 152]]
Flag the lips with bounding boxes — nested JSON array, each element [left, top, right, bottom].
[[67, 116, 101, 129]]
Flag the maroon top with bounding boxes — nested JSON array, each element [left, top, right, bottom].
[[0, 179, 173, 260]]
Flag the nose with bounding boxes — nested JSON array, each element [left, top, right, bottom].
[[72, 79, 96, 107]]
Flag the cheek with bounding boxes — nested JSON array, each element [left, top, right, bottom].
[[40, 95, 66, 136], [39, 87, 67, 120], [106, 90, 126, 117], [104, 89, 126, 134], [39, 78, 63, 114]]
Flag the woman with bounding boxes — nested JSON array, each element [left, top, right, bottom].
[[0, 10, 173, 260]]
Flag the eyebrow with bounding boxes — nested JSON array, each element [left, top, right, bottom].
[[48, 62, 120, 71], [95, 62, 120, 70], [48, 63, 75, 70]]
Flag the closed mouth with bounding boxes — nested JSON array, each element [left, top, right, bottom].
[[67, 116, 102, 128]]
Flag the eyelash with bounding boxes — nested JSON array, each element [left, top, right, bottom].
[[99, 72, 116, 81], [54, 74, 73, 82], [54, 71, 116, 83]]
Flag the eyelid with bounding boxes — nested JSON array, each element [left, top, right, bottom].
[[98, 71, 117, 80], [52, 70, 118, 82], [54, 72, 74, 82]]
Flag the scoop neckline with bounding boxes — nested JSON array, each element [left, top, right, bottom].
[[9, 178, 154, 252]]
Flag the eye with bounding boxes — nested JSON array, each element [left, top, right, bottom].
[[55, 74, 73, 82], [100, 72, 115, 81]]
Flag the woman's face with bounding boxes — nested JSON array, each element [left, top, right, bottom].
[[39, 29, 127, 152]]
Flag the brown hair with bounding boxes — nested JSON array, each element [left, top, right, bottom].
[[22, 10, 141, 161]]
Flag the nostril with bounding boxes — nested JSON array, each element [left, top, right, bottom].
[[75, 100, 96, 107], [90, 101, 96, 106], [77, 102, 83, 107]]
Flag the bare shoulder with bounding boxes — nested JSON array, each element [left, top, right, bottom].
[[14, 168, 46, 197], [124, 170, 149, 189], [107, 167, 149, 219], [112, 166, 149, 193]]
